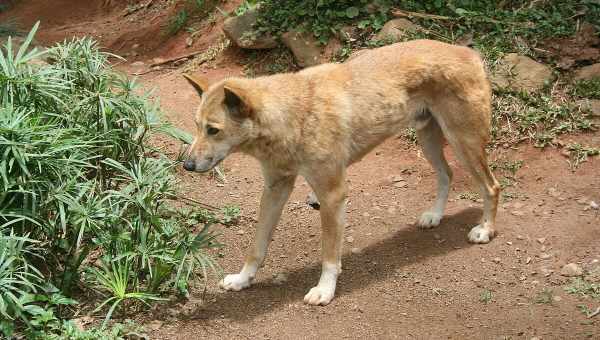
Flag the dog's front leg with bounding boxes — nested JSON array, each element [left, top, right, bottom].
[[219, 167, 296, 291], [303, 174, 347, 306]]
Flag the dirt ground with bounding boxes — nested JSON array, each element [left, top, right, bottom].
[[3, 1, 600, 339]]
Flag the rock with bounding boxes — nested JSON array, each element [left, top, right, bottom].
[[561, 263, 583, 277], [539, 253, 552, 260], [540, 267, 554, 277], [338, 25, 360, 42], [393, 181, 407, 188], [223, 7, 277, 49], [591, 201, 599, 210], [185, 37, 194, 47], [272, 273, 288, 285], [536, 237, 546, 244], [236, 229, 245, 235], [547, 187, 561, 198], [152, 57, 165, 64], [345, 235, 354, 243], [373, 18, 418, 42], [321, 38, 343, 61], [281, 30, 341, 67], [492, 257, 501, 264], [71, 316, 93, 331], [391, 175, 404, 182], [147, 320, 163, 331], [491, 53, 554, 92], [577, 99, 600, 117], [574, 63, 600, 81], [351, 247, 361, 254]]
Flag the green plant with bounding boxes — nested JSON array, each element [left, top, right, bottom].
[[235, 0, 258, 16], [168, 9, 189, 35], [565, 143, 600, 171], [570, 78, 600, 100], [253, 0, 391, 44], [491, 89, 594, 148], [166, 0, 216, 36], [535, 288, 554, 304], [565, 278, 600, 299], [1, 23, 224, 336], [479, 289, 492, 304], [221, 205, 241, 226], [90, 259, 165, 327]]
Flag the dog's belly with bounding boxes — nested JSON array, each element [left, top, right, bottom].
[[344, 100, 419, 164]]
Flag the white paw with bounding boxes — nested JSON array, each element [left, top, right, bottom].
[[303, 285, 335, 306], [468, 224, 495, 244], [418, 211, 443, 229], [219, 273, 252, 291], [306, 191, 320, 210]]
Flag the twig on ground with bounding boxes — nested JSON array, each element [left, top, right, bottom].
[[132, 66, 176, 76], [391, 9, 452, 21], [177, 195, 221, 211], [150, 50, 208, 67], [589, 307, 600, 318]]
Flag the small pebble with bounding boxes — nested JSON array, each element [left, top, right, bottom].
[[560, 263, 583, 277]]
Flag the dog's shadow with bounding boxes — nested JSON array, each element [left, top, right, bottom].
[[189, 207, 481, 322]]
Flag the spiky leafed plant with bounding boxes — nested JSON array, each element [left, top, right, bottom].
[[1, 22, 220, 336]]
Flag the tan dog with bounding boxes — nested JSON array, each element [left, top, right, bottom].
[[182, 39, 500, 306]]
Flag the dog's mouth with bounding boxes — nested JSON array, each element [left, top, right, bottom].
[[183, 154, 226, 173], [194, 155, 225, 173]]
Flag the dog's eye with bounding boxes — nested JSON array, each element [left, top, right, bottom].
[[206, 126, 220, 136]]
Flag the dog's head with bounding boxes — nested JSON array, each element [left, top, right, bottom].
[[182, 74, 256, 173]]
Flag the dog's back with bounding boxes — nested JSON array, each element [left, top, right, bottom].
[[259, 39, 492, 165]]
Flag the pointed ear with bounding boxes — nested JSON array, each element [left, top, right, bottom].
[[183, 73, 210, 96], [223, 85, 253, 119]]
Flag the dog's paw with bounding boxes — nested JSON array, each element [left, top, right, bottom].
[[305, 192, 320, 210], [303, 285, 335, 306], [219, 273, 252, 291], [468, 224, 495, 244], [417, 211, 443, 229]]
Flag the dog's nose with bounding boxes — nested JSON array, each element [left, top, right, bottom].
[[183, 159, 196, 171]]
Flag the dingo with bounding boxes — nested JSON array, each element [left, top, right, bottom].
[[182, 39, 500, 306]]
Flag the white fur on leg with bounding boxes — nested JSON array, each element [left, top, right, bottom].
[[468, 224, 495, 244], [304, 263, 338, 306], [417, 210, 443, 228], [219, 263, 257, 291]]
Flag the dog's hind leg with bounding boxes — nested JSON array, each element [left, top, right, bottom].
[[416, 116, 453, 229], [430, 100, 500, 244], [303, 168, 347, 305], [220, 166, 296, 291]]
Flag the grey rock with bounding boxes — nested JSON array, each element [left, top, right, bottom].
[[491, 53, 554, 92], [281, 30, 342, 67], [373, 18, 418, 42], [560, 263, 583, 277], [223, 8, 277, 49], [574, 63, 600, 81]]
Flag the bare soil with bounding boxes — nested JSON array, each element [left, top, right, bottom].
[[4, 1, 600, 339]]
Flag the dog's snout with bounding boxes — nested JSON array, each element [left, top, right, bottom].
[[183, 159, 196, 171]]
